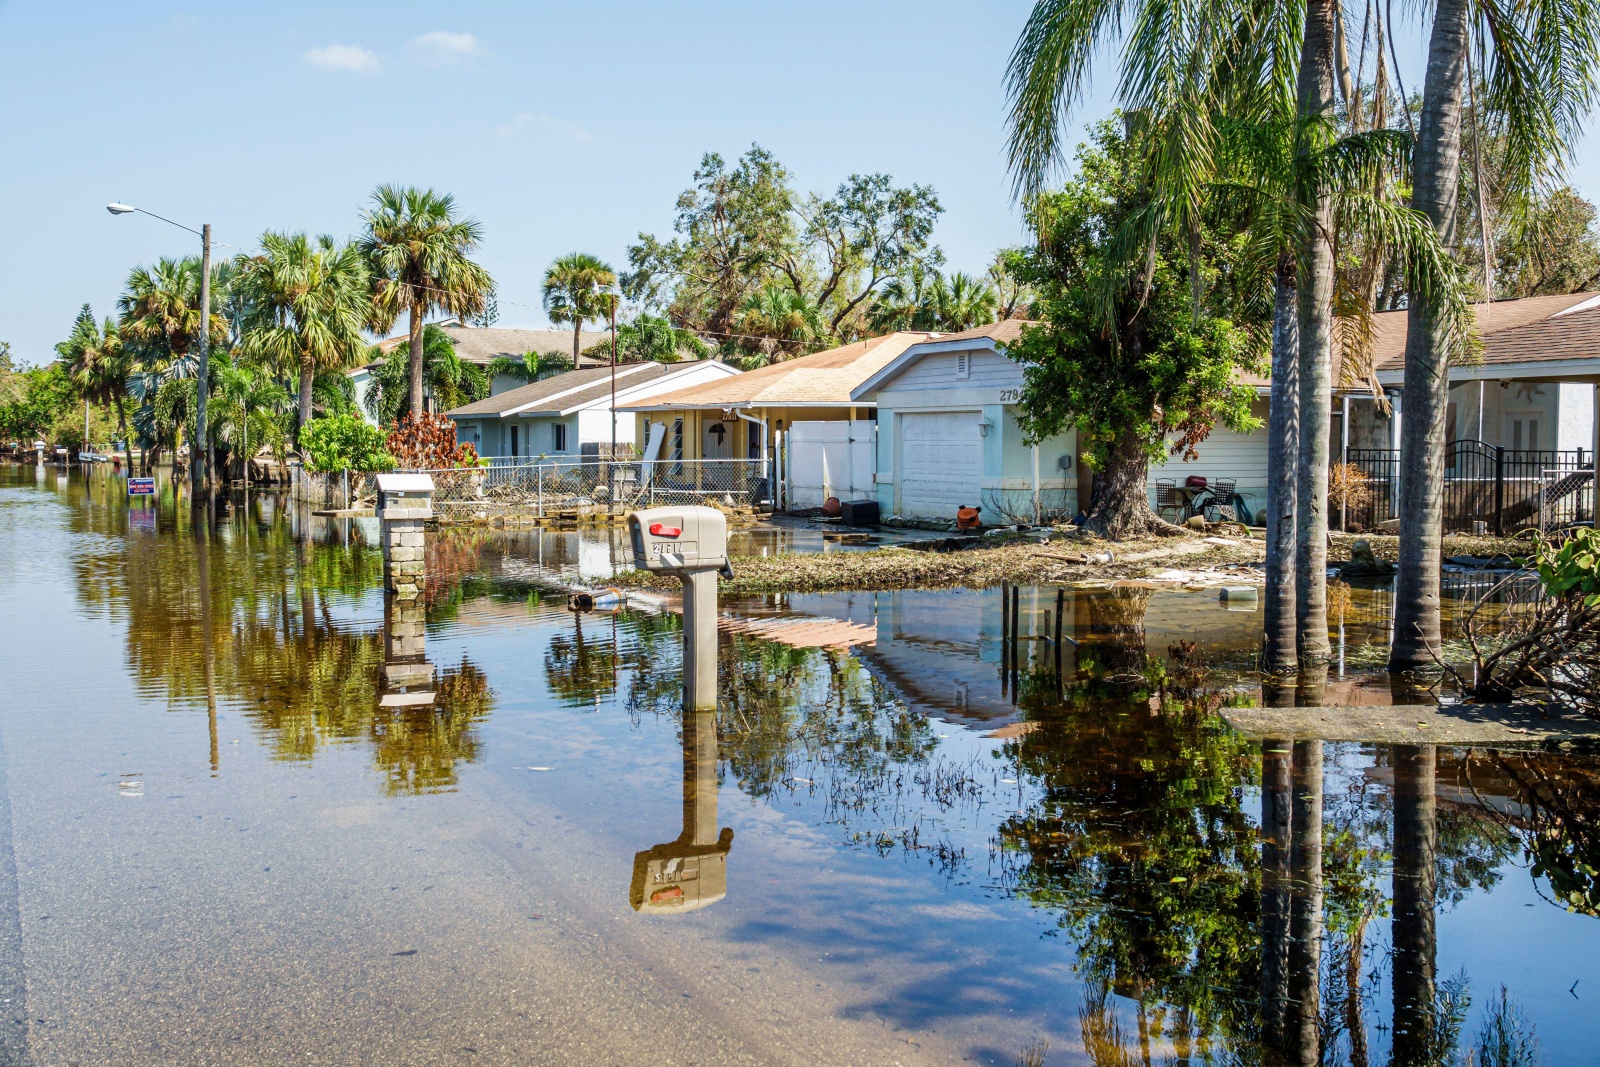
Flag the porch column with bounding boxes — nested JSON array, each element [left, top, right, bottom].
[[1592, 383, 1598, 524]]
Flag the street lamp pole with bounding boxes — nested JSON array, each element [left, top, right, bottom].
[[107, 203, 211, 501]]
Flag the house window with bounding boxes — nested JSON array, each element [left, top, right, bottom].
[[748, 419, 761, 458], [1509, 418, 1538, 452], [510, 425, 519, 457], [553, 423, 567, 452], [671, 418, 683, 461], [956, 352, 970, 380]]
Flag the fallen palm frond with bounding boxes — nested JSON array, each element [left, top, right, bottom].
[[1451, 528, 1600, 718]]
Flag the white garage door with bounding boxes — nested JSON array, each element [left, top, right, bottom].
[[898, 411, 983, 518]]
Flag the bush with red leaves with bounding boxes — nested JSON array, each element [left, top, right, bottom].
[[386, 412, 485, 470]]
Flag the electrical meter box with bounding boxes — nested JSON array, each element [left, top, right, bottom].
[[628, 506, 729, 574]]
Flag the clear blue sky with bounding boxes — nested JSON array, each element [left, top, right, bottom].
[[2, 1, 1595, 365]]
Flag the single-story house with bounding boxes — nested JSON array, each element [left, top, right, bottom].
[[447, 360, 740, 461], [1148, 291, 1600, 525], [619, 332, 939, 508], [849, 321, 1074, 522], [352, 321, 613, 422]]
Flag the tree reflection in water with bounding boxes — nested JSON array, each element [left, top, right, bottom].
[[68, 484, 493, 795]]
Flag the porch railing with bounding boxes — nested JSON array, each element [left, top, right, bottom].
[[1345, 441, 1593, 534]]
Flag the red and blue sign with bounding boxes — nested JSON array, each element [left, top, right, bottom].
[[128, 477, 155, 496]]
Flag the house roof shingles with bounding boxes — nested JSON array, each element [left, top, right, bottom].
[[623, 331, 939, 410], [378, 323, 611, 366]]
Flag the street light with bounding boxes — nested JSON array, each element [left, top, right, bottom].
[[106, 201, 212, 502]]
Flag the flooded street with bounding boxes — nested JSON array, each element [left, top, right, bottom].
[[2, 467, 1597, 1065]]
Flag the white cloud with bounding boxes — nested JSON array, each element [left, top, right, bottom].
[[410, 31, 488, 62], [496, 111, 594, 143], [302, 44, 380, 73]]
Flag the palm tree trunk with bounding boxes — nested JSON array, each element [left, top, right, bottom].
[[1391, 0, 1469, 671], [1391, 744, 1437, 1066], [1260, 740, 1294, 1053], [115, 395, 135, 474], [1294, 0, 1339, 667], [298, 360, 315, 442], [408, 304, 425, 420], [1286, 739, 1324, 1067], [1264, 258, 1300, 674], [572, 321, 582, 367]]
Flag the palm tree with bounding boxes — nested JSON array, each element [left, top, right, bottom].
[[542, 253, 617, 365], [931, 272, 1000, 331], [485, 351, 571, 388], [208, 361, 290, 483], [867, 263, 942, 332], [119, 257, 228, 472], [57, 304, 135, 471], [363, 326, 489, 426], [1390, 0, 1600, 670], [732, 284, 827, 367], [361, 185, 493, 420], [585, 315, 708, 364], [236, 232, 371, 439]]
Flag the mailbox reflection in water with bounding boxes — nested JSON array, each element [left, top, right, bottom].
[[630, 710, 733, 914]]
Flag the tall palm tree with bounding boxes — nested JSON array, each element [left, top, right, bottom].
[[867, 262, 942, 332], [236, 232, 372, 439], [486, 351, 571, 387], [57, 304, 135, 471], [1390, 0, 1600, 670], [361, 185, 493, 420], [363, 326, 489, 426], [119, 257, 228, 471], [542, 253, 617, 365]]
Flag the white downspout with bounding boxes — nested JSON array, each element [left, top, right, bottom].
[[1031, 443, 1041, 525]]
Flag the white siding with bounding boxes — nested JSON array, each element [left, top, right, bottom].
[[877, 347, 1022, 394]]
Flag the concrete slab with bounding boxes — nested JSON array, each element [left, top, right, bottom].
[[1221, 702, 1600, 747]]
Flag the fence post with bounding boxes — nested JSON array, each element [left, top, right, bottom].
[[1484, 444, 1497, 537], [537, 464, 543, 519]]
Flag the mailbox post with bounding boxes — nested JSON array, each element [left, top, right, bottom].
[[627, 506, 732, 711], [376, 473, 434, 601]]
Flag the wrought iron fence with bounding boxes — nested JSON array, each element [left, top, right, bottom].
[[1345, 442, 1593, 534]]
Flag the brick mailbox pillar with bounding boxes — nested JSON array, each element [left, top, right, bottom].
[[376, 473, 435, 601]]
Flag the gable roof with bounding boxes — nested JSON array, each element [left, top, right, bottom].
[[621, 332, 939, 411], [446, 364, 659, 417], [851, 320, 1037, 400], [377, 322, 611, 367]]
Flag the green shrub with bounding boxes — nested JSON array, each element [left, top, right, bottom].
[[300, 414, 395, 473]]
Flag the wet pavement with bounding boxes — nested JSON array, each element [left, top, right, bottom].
[[1, 466, 1597, 1065]]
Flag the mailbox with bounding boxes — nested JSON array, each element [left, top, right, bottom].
[[628, 506, 730, 576], [374, 472, 435, 519]]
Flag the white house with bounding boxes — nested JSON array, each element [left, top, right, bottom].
[[446, 360, 740, 461], [850, 321, 1078, 523]]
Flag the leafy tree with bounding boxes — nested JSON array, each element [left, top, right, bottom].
[[583, 315, 708, 364], [542, 253, 617, 364], [989, 251, 1036, 320], [361, 185, 493, 421], [0, 342, 20, 408], [235, 232, 371, 440], [299, 412, 395, 473], [56, 304, 135, 470], [1007, 122, 1266, 540], [362, 325, 489, 427], [469, 282, 500, 327], [624, 144, 944, 348], [0, 362, 78, 444]]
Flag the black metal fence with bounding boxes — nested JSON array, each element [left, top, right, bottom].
[[1344, 441, 1593, 534]]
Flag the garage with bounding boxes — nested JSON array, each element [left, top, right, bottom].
[[897, 411, 982, 518]]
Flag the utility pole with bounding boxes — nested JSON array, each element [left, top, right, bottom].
[[195, 223, 211, 502]]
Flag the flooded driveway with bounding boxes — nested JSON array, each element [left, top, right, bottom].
[[1, 468, 1597, 1065]]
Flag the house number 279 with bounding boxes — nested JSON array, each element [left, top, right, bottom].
[[999, 389, 1022, 403]]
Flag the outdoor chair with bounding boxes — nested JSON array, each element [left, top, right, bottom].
[[1205, 478, 1239, 524], [1154, 479, 1186, 524]]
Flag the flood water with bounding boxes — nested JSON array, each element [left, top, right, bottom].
[[2, 466, 1597, 1065]]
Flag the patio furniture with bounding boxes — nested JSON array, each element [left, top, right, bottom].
[[1155, 479, 1187, 523], [1204, 478, 1239, 524]]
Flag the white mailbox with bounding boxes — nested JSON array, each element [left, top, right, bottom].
[[628, 506, 730, 576], [626, 506, 732, 711]]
